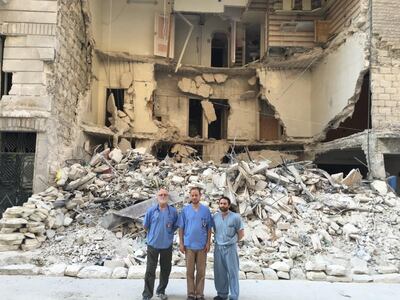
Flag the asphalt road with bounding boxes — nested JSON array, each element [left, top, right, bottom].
[[1, 276, 400, 300]]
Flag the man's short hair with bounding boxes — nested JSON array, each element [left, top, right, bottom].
[[190, 186, 202, 194], [219, 196, 231, 205]]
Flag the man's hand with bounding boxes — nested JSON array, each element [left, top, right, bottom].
[[204, 242, 210, 253], [179, 244, 186, 254]]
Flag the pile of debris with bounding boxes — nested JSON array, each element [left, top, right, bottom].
[[1, 146, 399, 282]]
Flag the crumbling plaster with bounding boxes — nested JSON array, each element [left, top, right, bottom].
[[92, 60, 158, 135], [258, 31, 369, 139], [156, 71, 258, 140]]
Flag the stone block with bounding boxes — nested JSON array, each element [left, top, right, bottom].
[[352, 274, 373, 283], [246, 272, 264, 280], [77, 266, 112, 279], [262, 268, 279, 280], [290, 268, 306, 280], [42, 263, 66, 276], [373, 273, 400, 283], [65, 265, 83, 277], [111, 267, 128, 279], [127, 265, 146, 279], [0, 264, 40, 275], [326, 265, 347, 276], [306, 271, 327, 281]]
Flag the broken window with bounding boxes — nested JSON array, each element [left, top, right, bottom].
[[208, 99, 228, 140], [259, 100, 282, 141], [105, 89, 124, 127], [188, 99, 203, 138], [245, 24, 261, 64], [211, 32, 228, 68], [0, 35, 12, 98]]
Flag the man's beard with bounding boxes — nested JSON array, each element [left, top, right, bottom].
[[219, 207, 229, 212]]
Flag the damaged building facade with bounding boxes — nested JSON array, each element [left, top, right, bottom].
[[0, 0, 400, 207]]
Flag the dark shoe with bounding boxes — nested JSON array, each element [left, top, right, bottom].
[[187, 296, 196, 300], [213, 296, 227, 300], [142, 297, 151, 300], [197, 297, 205, 300], [157, 293, 168, 300]]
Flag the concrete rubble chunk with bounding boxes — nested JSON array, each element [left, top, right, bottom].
[[262, 268, 279, 280], [306, 271, 327, 281], [77, 266, 112, 279], [0, 264, 40, 275], [290, 268, 306, 280], [111, 267, 128, 279], [326, 265, 347, 276], [341, 169, 362, 187], [42, 263, 66, 276], [127, 265, 146, 279], [371, 180, 388, 196], [109, 148, 123, 164], [65, 265, 83, 277], [269, 261, 290, 272], [377, 265, 398, 274], [214, 73, 228, 83], [373, 273, 400, 283], [241, 260, 261, 273], [202, 73, 215, 83], [201, 100, 217, 124]]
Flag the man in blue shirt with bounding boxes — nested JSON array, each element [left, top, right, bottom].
[[142, 188, 178, 300], [213, 196, 244, 300], [178, 187, 213, 300]]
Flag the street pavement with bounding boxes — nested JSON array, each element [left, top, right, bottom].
[[1, 276, 400, 300]]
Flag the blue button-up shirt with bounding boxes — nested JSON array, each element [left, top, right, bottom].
[[178, 204, 213, 250], [213, 211, 243, 246], [143, 204, 178, 249]]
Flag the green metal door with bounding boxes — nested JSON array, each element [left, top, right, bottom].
[[0, 132, 36, 216]]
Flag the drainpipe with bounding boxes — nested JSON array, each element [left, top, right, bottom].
[[175, 12, 193, 73]]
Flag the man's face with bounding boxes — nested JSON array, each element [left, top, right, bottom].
[[190, 189, 201, 204], [157, 189, 169, 205], [219, 198, 230, 212]]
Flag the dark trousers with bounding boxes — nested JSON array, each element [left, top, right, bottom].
[[142, 245, 173, 298]]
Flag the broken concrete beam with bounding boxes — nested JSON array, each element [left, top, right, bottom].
[[202, 73, 215, 83], [214, 74, 228, 83], [194, 75, 205, 87], [66, 172, 96, 191], [341, 169, 362, 187], [201, 100, 217, 124], [177, 77, 192, 93], [197, 84, 213, 98]]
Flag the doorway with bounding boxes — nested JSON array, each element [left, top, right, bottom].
[[0, 132, 36, 216], [211, 32, 229, 67]]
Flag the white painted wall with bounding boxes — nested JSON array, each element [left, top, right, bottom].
[[258, 32, 368, 138], [99, 0, 167, 56], [310, 32, 368, 135], [175, 15, 230, 67], [258, 68, 312, 137]]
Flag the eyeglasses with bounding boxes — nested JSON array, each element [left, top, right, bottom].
[[158, 194, 168, 197]]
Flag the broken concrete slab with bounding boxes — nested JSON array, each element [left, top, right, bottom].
[[201, 100, 217, 124]]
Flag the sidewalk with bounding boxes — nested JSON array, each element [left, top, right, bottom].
[[1, 276, 400, 300]]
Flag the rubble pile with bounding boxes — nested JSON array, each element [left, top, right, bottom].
[[1, 146, 400, 282]]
